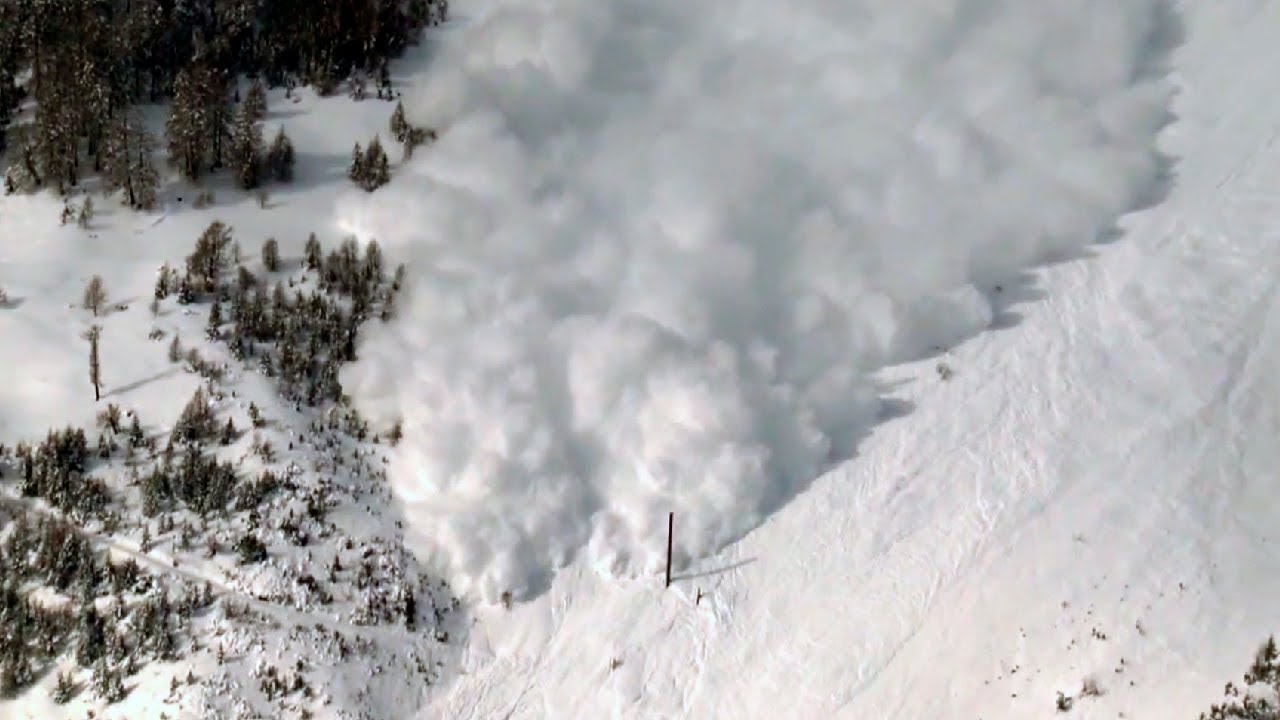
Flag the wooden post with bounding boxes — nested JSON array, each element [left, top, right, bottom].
[[665, 511, 674, 588]]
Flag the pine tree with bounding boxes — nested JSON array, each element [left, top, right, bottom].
[[266, 126, 296, 183], [103, 112, 159, 211], [166, 65, 232, 180], [207, 296, 223, 339], [244, 78, 268, 122], [166, 67, 209, 180], [83, 275, 107, 316], [347, 142, 365, 185], [86, 325, 102, 402], [230, 106, 264, 190], [361, 135, 391, 191], [364, 239, 384, 282], [33, 75, 80, 194], [77, 600, 106, 666], [262, 237, 281, 272], [305, 233, 322, 271], [92, 657, 125, 703], [221, 417, 237, 445], [390, 101, 409, 143]]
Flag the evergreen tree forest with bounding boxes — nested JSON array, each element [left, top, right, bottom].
[[0, 0, 448, 200]]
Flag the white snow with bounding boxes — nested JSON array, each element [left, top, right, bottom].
[[337, 0, 1175, 604], [2, 0, 1279, 717], [403, 0, 1280, 717]]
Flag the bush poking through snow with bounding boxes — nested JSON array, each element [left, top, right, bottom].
[[1201, 636, 1280, 719], [235, 534, 268, 565]]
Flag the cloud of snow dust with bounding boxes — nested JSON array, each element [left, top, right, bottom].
[[337, 0, 1175, 603]]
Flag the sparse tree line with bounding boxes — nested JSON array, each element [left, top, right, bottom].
[[1200, 637, 1280, 719], [0, 0, 448, 203], [0, 505, 211, 702], [152, 219, 406, 406], [0, 213, 437, 707]]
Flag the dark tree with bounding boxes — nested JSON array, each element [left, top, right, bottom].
[[350, 135, 391, 191], [103, 111, 159, 211], [262, 237, 281, 272], [230, 106, 264, 190], [86, 325, 102, 402], [305, 233, 322, 271], [265, 126, 296, 183], [347, 142, 365, 185], [390, 101, 409, 143], [244, 78, 268, 122]]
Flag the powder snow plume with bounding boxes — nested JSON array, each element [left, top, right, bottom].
[[337, 0, 1174, 603]]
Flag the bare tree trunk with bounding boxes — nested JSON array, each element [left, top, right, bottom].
[[665, 512, 674, 588]]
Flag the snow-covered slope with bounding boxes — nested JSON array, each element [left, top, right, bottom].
[[338, 0, 1173, 606], [347, 0, 1275, 717], [2, 0, 1278, 718]]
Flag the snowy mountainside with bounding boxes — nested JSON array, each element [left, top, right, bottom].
[[338, 0, 1175, 607], [1, 0, 1279, 719], [392, 0, 1280, 718], [0, 78, 464, 720]]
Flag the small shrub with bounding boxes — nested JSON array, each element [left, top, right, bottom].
[[235, 535, 267, 565]]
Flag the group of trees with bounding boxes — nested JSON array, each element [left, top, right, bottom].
[[153, 220, 404, 406], [0, 0, 447, 202], [348, 136, 391, 192], [0, 509, 206, 701], [346, 100, 437, 191], [10, 427, 110, 518], [1201, 637, 1280, 719], [168, 73, 295, 189]]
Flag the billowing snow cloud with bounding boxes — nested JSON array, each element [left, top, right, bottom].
[[338, 0, 1174, 603]]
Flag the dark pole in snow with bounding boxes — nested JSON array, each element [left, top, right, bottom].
[[665, 511, 674, 588]]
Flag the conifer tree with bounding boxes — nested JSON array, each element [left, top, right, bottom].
[[244, 78, 268, 122], [166, 67, 209, 180], [266, 126, 296, 183], [390, 101, 409, 143], [103, 111, 159, 210], [305, 233, 322, 271], [347, 142, 365, 185], [207, 295, 223, 339], [262, 237, 281, 272], [357, 135, 390, 191], [230, 106, 264, 190]]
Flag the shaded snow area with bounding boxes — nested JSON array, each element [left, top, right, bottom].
[[338, 0, 1175, 603]]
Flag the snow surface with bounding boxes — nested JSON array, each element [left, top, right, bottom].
[[0, 81, 463, 720], [2, 0, 1279, 717], [337, 0, 1175, 604], [353, 0, 1278, 717]]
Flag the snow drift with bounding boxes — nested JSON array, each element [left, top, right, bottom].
[[337, 0, 1174, 603]]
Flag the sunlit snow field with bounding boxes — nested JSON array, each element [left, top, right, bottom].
[[338, 0, 1174, 603]]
